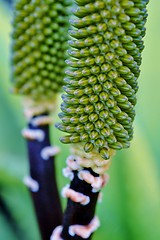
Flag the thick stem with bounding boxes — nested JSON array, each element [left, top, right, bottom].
[[24, 113, 62, 240], [61, 168, 99, 240]]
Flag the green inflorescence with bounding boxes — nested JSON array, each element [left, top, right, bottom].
[[56, 0, 149, 160], [11, 0, 71, 101]]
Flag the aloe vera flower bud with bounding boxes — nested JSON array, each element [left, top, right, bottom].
[[57, 0, 149, 160], [11, 0, 71, 114]]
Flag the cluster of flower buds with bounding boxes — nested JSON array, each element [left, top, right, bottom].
[[11, 0, 71, 101], [57, 0, 149, 160]]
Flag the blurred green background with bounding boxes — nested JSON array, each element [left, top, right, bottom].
[[0, 1, 160, 239]]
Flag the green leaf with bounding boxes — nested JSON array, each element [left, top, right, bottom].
[[0, 170, 40, 240]]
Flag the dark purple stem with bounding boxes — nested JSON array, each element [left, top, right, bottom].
[[61, 168, 99, 240], [26, 114, 62, 240]]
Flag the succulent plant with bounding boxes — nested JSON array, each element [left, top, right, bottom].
[[10, 0, 149, 239], [57, 0, 149, 160]]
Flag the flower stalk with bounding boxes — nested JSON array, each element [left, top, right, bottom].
[[11, 0, 71, 239], [23, 113, 62, 240], [61, 167, 99, 240], [56, 0, 149, 239]]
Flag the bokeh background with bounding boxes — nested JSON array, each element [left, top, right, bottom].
[[0, 0, 160, 239]]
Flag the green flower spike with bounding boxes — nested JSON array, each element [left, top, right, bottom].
[[11, 0, 71, 115], [11, 1, 72, 239], [57, 0, 149, 160]]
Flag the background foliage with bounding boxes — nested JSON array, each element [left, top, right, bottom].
[[0, 1, 160, 239]]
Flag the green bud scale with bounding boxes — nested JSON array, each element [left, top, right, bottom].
[[57, 0, 149, 160], [11, 0, 71, 102]]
